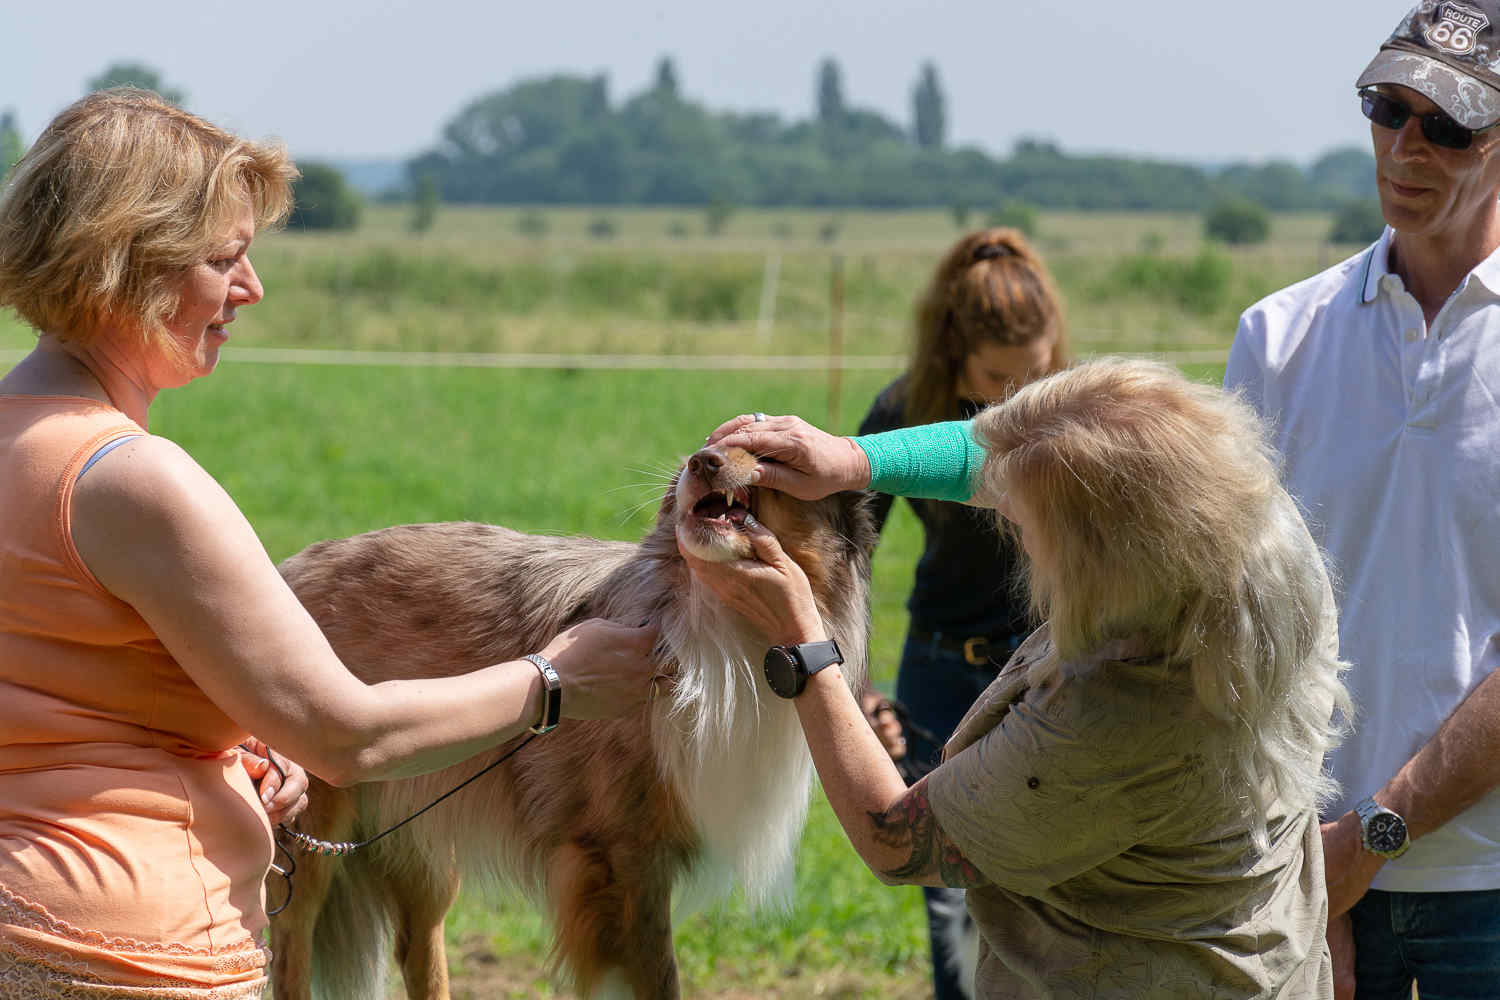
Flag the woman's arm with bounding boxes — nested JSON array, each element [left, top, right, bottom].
[[71, 436, 659, 787], [680, 515, 989, 888]]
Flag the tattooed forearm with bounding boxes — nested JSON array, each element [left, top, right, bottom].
[[868, 779, 989, 888]]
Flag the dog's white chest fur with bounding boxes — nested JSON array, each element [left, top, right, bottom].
[[656, 594, 816, 912]]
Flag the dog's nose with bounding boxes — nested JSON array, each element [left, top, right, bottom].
[[687, 448, 723, 483]]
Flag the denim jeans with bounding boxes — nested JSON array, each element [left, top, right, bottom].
[[1349, 888, 1500, 999], [894, 630, 1018, 1000]]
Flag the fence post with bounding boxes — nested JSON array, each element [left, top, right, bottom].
[[828, 253, 845, 429], [756, 249, 780, 345]]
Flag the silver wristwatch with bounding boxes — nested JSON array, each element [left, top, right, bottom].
[[1354, 796, 1411, 859], [522, 653, 562, 734]]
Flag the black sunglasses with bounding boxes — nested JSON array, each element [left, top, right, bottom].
[[1359, 88, 1495, 151]]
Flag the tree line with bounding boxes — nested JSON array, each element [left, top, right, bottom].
[[2, 59, 1379, 222], [405, 57, 1376, 213]]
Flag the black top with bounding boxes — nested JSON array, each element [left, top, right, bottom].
[[858, 376, 1031, 638]]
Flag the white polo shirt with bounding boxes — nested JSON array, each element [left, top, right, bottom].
[[1226, 228, 1500, 892]]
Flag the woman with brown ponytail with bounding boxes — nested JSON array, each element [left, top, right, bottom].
[[855, 228, 1068, 998]]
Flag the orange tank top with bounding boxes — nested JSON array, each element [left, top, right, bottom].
[[0, 396, 271, 997]]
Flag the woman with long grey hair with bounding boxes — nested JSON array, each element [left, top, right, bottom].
[[686, 359, 1351, 998]]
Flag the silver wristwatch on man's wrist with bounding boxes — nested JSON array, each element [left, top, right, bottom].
[[1354, 796, 1411, 859]]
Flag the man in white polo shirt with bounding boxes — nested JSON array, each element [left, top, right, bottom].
[[1225, 2, 1500, 995]]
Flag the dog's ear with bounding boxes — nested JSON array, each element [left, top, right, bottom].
[[835, 489, 880, 564]]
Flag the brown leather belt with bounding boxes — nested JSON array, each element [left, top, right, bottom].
[[911, 629, 1021, 667]]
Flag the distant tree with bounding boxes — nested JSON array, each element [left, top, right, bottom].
[[987, 200, 1038, 237], [1013, 137, 1062, 158], [704, 197, 734, 236], [1216, 160, 1315, 212], [1203, 198, 1270, 245], [816, 58, 845, 124], [1, 110, 23, 178], [950, 201, 971, 228], [1307, 146, 1378, 201], [818, 216, 841, 243], [289, 163, 361, 231], [86, 62, 186, 105], [515, 210, 549, 239], [654, 56, 679, 98], [911, 61, 946, 150], [409, 171, 440, 233], [1329, 198, 1387, 245], [587, 215, 618, 239]]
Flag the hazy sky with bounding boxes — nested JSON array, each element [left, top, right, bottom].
[[6, 0, 1402, 166]]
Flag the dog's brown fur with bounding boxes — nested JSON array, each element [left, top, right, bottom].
[[268, 445, 874, 1000]]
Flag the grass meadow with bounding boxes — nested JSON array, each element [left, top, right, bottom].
[[3, 203, 1315, 997]]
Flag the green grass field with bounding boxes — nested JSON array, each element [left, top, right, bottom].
[[4, 204, 1265, 997], [0, 204, 1357, 363]]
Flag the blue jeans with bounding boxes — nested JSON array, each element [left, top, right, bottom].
[[894, 630, 1018, 1000], [1349, 888, 1500, 999]]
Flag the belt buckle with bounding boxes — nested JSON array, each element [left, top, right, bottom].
[[962, 636, 990, 666]]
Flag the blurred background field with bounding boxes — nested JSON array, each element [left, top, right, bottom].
[[1, 204, 1357, 364], [4, 204, 1254, 997]]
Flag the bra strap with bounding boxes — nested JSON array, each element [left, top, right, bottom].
[[77, 434, 144, 480]]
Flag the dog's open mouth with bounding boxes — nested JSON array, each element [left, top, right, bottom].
[[691, 486, 754, 527]]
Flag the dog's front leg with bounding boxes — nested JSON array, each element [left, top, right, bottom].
[[390, 859, 461, 1000]]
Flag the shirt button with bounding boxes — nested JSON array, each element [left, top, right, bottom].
[[1404, 329, 1420, 342]]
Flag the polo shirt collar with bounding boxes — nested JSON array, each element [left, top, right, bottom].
[[1362, 226, 1500, 302], [1469, 240, 1500, 298], [1361, 227, 1396, 304]]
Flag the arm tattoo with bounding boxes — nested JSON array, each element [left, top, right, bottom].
[[868, 778, 990, 888]]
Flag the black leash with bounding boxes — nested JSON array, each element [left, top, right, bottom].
[[263, 734, 537, 915]]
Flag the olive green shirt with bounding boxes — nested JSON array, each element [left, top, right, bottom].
[[927, 627, 1332, 999]]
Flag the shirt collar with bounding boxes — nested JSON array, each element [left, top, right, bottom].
[[1361, 227, 1396, 304], [1362, 226, 1500, 302], [1469, 240, 1500, 298]]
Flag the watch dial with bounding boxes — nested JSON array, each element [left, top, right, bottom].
[[1367, 813, 1406, 853], [764, 650, 799, 697]]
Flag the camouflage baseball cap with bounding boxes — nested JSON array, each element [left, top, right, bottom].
[[1357, 1, 1500, 129]]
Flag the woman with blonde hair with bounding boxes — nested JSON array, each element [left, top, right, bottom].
[[856, 226, 1068, 998], [0, 90, 657, 997], [688, 359, 1350, 998]]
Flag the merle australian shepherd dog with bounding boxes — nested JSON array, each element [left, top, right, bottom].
[[268, 443, 875, 1000]]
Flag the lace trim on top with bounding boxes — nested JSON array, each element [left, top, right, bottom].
[[0, 882, 267, 997], [0, 950, 266, 1000]]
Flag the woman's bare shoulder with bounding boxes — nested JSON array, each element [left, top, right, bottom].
[[70, 434, 259, 594]]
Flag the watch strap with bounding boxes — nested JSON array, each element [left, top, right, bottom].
[[795, 639, 844, 677], [523, 653, 562, 734]]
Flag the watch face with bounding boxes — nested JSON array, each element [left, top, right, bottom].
[[763, 647, 804, 698], [1366, 812, 1408, 854]]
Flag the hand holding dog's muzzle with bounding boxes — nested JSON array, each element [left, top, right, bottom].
[[680, 514, 827, 649]]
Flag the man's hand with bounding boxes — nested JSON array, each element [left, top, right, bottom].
[[1321, 811, 1385, 918], [859, 690, 907, 761], [240, 737, 310, 827], [1328, 910, 1357, 1000]]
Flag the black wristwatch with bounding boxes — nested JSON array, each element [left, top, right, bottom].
[[763, 639, 844, 698], [1355, 796, 1411, 859]]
